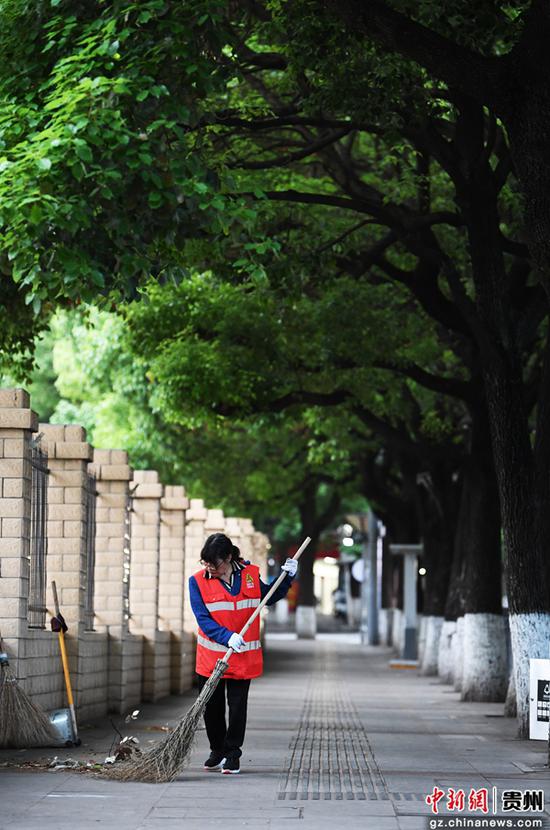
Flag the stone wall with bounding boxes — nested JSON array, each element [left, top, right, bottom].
[[0, 393, 67, 715], [0, 387, 267, 726], [39, 423, 109, 723]]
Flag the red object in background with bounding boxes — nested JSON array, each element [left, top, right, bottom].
[[286, 579, 299, 611], [282, 544, 339, 612]]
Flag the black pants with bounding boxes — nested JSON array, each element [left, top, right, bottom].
[[197, 674, 251, 759]]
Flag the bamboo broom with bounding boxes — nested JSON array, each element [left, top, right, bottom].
[[0, 632, 59, 749], [109, 536, 311, 783]]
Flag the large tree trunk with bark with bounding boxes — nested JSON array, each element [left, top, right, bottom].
[[296, 485, 320, 639], [416, 461, 458, 675], [458, 118, 550, 731], [363, 452, 419, 651], [458, 405, 507, 701], [503, 3, 550, 291], [487, 347, 550, 732], [295, 481, 342, 638]]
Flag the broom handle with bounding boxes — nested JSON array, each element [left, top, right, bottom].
[[221, 535, 311, 664]]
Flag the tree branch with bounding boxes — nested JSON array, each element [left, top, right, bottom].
[[321, 0, 504, 110], [316, 219, 374, 254], [269, 389, 352, 411], [352, 404, 461, 461], [232, 128, 351, 170], [374, 360, 474, 403], [249, 189, 460, 230], [374, 256, 472, 338], [215, 389, 352, 417], [238, 49, 288, 71]]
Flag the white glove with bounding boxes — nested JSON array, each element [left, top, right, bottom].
[[228, 633, 244, 652], [281, 558, 298, 577]]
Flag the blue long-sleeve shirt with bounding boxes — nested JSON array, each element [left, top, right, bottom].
[[189, 562, 293, 647]]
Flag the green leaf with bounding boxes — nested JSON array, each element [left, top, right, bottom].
[[148, 191, 163, 209], [74, 140, 93, 163], [36, 157, 52, 172], [28, 203, 43, 224], [91, 270, 105, 287]]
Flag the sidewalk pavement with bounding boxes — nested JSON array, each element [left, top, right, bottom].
[[1, 630, 549, 830]]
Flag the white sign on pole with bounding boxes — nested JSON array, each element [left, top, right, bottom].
[[351, 559, 365, 582], [529, 658, 550, 740]]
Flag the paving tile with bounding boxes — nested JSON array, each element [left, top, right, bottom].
[[1, 632, 547, 830]]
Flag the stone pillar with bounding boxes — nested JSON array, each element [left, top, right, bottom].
[[41, 424, 92, 630], [0, 389, 38, 672], [205, 508, 225, 538], [252, 530, 269, 579], [90, 449, 142, 713], [129, 470, 169, 701], [238, 518, 259, 569], [159, 485, 193, 694], [183, 499, 208, 645], [40, 423, 108, 721]]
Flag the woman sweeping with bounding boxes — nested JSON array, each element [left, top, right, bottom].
[[189, 532, 297, 775]]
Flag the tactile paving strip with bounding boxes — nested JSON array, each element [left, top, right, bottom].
[[278, 650, 390, 801]]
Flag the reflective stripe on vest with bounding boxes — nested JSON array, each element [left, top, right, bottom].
[[235, 598, 260, 610], [205, 601, 235, 612], [197, 634, 262, 653], [204, 599, 260, 612]]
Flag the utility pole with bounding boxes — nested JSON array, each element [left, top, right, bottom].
[[359, 510, 379, 645], [367, 509, 379, 645]]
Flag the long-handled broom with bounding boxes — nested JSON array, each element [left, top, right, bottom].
[[109, 536, 311, 783], [0, 632, 60, 749], [51, 581, 80, 746]]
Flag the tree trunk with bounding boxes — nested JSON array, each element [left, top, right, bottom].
[[296, 479, 341, 639], [421, 616, 443, 675], [296, 481, 321, 608], [505, 35, 550, 292], [416, 456, 459, 617], [365, 463, 419, 649], [453, 405, 507, 700], [437, 619, 456, 683], [452, 616, 465, 692], [458, 118, 550, 730], [415, 461, 457, 674], [295, 515, 319, 639]]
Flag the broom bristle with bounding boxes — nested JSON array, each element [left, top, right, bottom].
[[107, 659, 228, 783], [0, 665, 60, 749]]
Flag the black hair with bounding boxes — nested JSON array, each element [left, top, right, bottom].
[[200, 533, 241, 565]]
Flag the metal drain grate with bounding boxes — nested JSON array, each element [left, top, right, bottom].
[[278, 653, 390, 801]]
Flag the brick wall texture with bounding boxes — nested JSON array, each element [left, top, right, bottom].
[[0, 388, 265, 726]]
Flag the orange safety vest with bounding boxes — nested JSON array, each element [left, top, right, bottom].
[[194, 563, 263, 680]]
